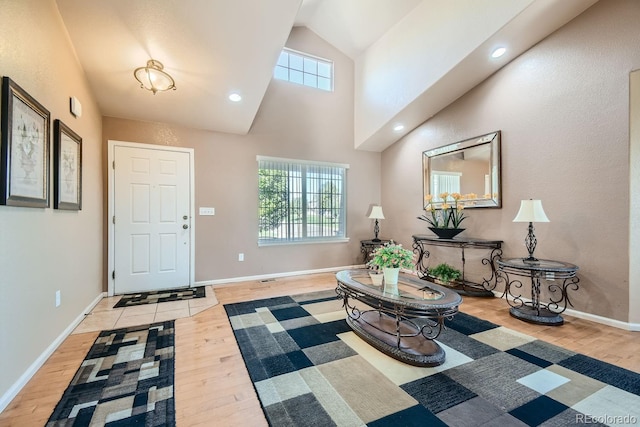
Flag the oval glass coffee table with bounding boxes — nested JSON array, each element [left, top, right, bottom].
[[335, 269, 462, 367]]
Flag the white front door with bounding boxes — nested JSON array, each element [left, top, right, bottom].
[[112, 144, 192, 294]]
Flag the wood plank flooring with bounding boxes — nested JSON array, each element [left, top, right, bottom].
[[0, 272, 638, 426]]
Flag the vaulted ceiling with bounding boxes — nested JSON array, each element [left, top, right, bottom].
[[55, 0, 598, 151]]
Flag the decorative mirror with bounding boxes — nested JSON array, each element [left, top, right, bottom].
[[423, 131, 501, 209]]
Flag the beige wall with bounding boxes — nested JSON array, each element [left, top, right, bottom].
[[0, 1, 103, 404], [382, 0, 640, 322], [630, 68, 640, 324], [103, 27, 382, 282]]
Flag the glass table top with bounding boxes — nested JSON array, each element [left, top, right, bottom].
[[336, 269, 462, 306]]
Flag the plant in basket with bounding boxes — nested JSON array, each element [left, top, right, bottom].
[[427, 263, 462, 285]]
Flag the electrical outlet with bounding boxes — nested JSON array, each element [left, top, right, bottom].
[[199, 207, 215, 216], [55, 290, 61, 307], [238, 253, 244, 261]]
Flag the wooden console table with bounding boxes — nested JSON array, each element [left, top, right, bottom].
[[335, 269, 461, 366], [412, 234, 503, 297], [497, 258, 579, 325]]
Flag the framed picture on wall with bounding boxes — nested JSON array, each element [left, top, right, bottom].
[[53, 120, 82, 210], [0, 76, 51, 208]]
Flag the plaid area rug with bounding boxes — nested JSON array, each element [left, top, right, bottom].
[[224, 290, 640, 426], [114, 286, 205, 308], [46, 321, 175, 426]]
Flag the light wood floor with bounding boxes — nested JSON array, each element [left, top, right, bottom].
[[0, 272, 638, 426]]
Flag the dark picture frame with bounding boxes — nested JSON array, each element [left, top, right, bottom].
[[54, 120, 82, 210], [1, 76, 51, 208]]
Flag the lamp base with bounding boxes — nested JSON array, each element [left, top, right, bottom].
[[371, 238, 381, 242], [522, 256, 540, 264]]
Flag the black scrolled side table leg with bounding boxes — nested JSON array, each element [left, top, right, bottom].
[[412, 240, 430, 279], [547, 276, 580, 313], [481, 247, 503, 292]]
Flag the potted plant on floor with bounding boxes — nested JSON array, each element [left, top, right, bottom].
[[427, 263, 462, 286]]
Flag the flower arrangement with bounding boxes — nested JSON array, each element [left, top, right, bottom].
[[367, 241, 415, 269], [417, 192, 476, 229]]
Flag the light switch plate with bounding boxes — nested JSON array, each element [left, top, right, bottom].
[[199, 207, 215, 215], [70, 96, 82, 117]]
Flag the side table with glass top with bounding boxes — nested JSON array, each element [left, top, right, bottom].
[[360, 239, 392, 264], [497, 258, 579, 325]]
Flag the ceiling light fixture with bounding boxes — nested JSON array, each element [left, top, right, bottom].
[[229, 93, 242, 102], [134, 59, 176, 94], [491, 47, 506, 58]]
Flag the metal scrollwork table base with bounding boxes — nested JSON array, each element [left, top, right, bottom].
[[497, 258, 579, 326], [412, 234, 503, 297], [335, 269, 461, 367]]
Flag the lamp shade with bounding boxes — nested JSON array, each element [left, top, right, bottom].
[[513, 199, 550, 223], [368, 206, 385, 220]]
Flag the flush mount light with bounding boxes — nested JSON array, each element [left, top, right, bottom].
[[393, 124, 405, 132], [229, 93, 242, 102], [134, 59, 176, 94], [491, 47, 506, 58]]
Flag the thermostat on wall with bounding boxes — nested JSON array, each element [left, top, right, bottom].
[[70, 96, 82, 118]]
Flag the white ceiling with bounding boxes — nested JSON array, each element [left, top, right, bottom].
[[55, 0, 597, 150], [294, 0, 422, 58]]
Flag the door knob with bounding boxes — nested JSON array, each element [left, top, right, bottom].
[[183, 224, 189, 229]]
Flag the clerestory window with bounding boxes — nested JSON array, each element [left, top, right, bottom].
[[274, 48, 333, 91]]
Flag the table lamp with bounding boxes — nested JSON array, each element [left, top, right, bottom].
[[368, 206, 385, 242], [513, 199, 549, 263]]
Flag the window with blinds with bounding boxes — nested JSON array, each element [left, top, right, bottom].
[[257, 156, 348, 245], [431, 171, 462, 197]]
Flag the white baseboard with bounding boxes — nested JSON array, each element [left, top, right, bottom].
[[195, 264, 364, 287], [491, 290, 639, 331], [0, 292, 106, 413], [563, 307, 640, 331]]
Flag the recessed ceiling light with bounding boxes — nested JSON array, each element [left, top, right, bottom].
[[229, 93, 242, 102], [393, 124, 405, 132], [491, 47, 506, 58]]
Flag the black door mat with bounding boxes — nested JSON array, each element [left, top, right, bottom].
[[114, 286, 206, 308]]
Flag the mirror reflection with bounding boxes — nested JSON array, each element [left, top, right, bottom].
[[423, 131, 501, 209]]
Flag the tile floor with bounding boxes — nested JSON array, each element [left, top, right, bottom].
[[72, 286, 219, 334]]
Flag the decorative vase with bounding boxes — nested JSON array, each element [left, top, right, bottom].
[[383, 267, 400, 295], [428, 227, 464, 239], [369, 271, 384, 286]]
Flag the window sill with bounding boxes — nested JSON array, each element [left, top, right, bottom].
[[258, 237, 350, 247]]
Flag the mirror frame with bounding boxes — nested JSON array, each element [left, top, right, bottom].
[[423, 131, 502, 209]]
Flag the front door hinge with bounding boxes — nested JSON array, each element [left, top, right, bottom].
[[112, 160, 115, 169], [112, 216, 115, 224], [112, 270, 115, 280]]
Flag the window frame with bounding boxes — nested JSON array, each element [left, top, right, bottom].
[[257, 156, 349, 246], [274, 48, 334, 92]]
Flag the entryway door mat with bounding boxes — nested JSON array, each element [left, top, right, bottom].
[[114, 286, 206, 308], [224, 289, 640, 427], [46, 321, 175, 426]]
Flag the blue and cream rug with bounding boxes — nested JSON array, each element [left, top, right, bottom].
[[46, 321, 175, 426], [224, 290, 640, 426]]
